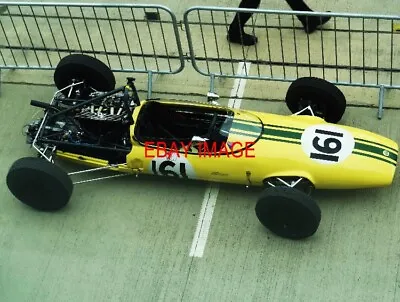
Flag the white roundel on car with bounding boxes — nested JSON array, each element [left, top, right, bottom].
[[301, 124, 355, 164], [149, 153, 196, 179]]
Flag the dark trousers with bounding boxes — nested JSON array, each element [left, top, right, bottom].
[[230, 0, 314, 32]]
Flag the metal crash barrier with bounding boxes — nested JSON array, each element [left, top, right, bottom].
[[183, 6, 400, 119], [1, 3, 400, 119], [0, 2, 185, 98]]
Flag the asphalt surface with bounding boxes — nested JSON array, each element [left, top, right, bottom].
[[1, 1, 400, 302]]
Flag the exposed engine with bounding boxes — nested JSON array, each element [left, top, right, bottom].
[[25, 89, 137, 162]]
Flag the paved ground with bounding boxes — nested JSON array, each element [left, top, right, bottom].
[[2, 84, 400, 302], [1, 1, 400, 302]]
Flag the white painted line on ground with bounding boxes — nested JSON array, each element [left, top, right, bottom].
[[189, 183, 219, 257], [189, 61, 251, 258], [228, 62, 251, 109]]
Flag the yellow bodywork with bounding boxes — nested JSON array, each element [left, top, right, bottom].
[[56, 99, 399, 190]]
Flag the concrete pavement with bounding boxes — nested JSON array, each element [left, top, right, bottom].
[[1, 0, 400, 301], [1, 82, 400, 301]]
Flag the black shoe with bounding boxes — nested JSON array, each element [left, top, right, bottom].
[[227, 31, 258, 46], [300, 12, 331, 34]]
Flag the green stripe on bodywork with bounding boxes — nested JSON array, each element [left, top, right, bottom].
[[231, 121, 262, 134], [229, 130, 260, 138], [353, 151, 397, 166], [229, 129, 300, 145], [231, 122, 303, 142], [354, 142, 398, 163], [264, 124, 304, 132], [232, 119, 305, 138], [263, 127, 302, 140], [355, 138, 398, 154], [234, 119, 304, 132]]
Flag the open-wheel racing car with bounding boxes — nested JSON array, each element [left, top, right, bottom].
[[6, 54, 399, 240]]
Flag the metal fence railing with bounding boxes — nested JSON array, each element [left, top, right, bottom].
[[0, 2, 185, 98], [1, 3, 400, 119], [183, 7, 400, 118]]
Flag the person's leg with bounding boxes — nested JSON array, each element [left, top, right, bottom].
[[284, 0, 331, 33], [228, 0, 261, 46]]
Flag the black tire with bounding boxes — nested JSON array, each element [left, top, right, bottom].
[[255, 186, 321, 239], [6, 157, 73, 211], [54, 54, 116, 93], [285, 77, 346, 123]]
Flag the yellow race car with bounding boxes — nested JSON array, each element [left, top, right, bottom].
[[6, 54, 398, 240]]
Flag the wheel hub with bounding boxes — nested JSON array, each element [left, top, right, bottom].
[[298, 98, 327, 118]]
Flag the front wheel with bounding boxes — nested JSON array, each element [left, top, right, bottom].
[[6, 157, 73, 211], [255, 186, 321, 239], [285, 77, 346, 123]]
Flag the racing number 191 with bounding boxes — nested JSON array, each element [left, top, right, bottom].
[[151, 160, 188, 178], [310, 129, 343, 162]]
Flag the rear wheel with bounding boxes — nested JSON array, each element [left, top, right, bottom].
[[6, 157, 73, 211], [255, 186, 321, 239], [285, 77, 346, 123], [54, 54, 116, 96]]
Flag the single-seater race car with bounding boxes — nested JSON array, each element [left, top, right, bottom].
[[6, 54, 398, 240]]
